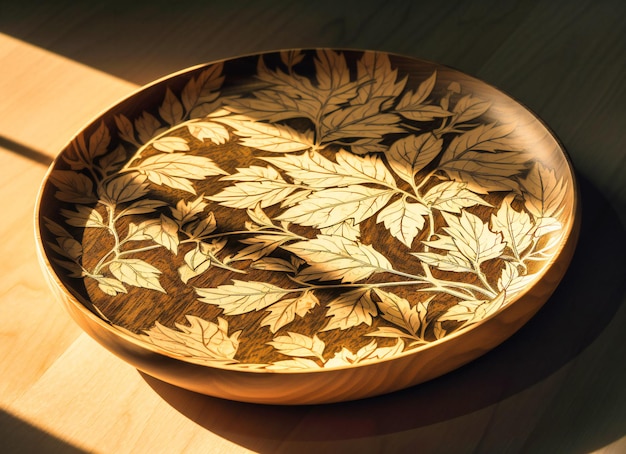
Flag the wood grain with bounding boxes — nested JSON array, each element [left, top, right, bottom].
[[0, 0, 624, 451]]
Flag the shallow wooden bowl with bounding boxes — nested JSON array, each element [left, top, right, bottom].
[[35, 49, 579, 404]]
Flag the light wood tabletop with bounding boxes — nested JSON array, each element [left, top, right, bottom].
[[1, 1, 624, 453]]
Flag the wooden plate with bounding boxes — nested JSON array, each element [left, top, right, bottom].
[[35, 49, 579, 404]]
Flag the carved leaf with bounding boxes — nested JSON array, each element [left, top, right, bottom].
[[139, 214, 180, 254], [137, 153, 226, 193], [439, 292, 506, 324], [152, 136, 190, 152], [320, 98, 403, 142], [261, 291, 319, 333], [376, 198, 429, 247], [171, 195, 209, 225], [109, 258, 165, 293], [452, 94, 491, 124], [61, 205, 104, 228], [423, 181, 491, 213], [276, 185, 395, 229], [195, 280, 292, 315], [322, 288, 377, 331], [519, 162, 568, 219], [268, 332, 325, 361], [94, 276, 127, 296], [374, 289, 429, 337], [49, 170, 97, 204], [216, 117, 314, 153], [100, 173, 150, 204], [353, 52, 406, 105], [386, 133, 443, 185], [206, 165, 298, 209], [159, 87, 184, 126], [182, 63, 225, 116], [187, 121, 230, 144], [284, 235, 394, 283], [490, 195, 534, 258], [142, 316, 240, 364], [264, 148, 396, 188], [135, 111, 162, 144], [441, 211, 506, 265]]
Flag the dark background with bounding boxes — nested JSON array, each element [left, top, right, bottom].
[[1, 1, 624, 452]]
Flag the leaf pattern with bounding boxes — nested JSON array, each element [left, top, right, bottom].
[[142, 316, 240, 365], [322, 288, 377, 331], [196, 280, 292, 315], [283, 235, 394, 283], [43, 49, 572, 370]]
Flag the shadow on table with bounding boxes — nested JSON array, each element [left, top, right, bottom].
[[142, 175, 625, 453], [0, 410, 87, 454]]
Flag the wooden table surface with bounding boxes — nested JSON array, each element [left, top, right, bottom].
[[0, 1, 624, 452]]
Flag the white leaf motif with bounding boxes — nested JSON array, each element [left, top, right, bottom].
[[195, 280, 292, 315], [261, 291, 319, 333], [142, 316, 240, 364], [277, 185, 394, 229], [268, 332, 325, 361], [138, 153, 226, 193], [376, 198, 429, 247], [423, 181, 490, 213], [152, 136, 190, 152], [206, 165, 298, 209], [101, 173, 150, 204], [283, 235, 394, 283], [187, 121, 230, 144], [61, 205, 104, 228], [322, 288, 377, 331], [386, 133, 442, 185], [490, 195, 534, 258], [109, 258, 165, 293], [264, 148, 396, 188], [216, 117, 314, 153], [139, 215, 180, 254], [374, 289, 430, 337]]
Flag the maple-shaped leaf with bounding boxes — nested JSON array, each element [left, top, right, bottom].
[[137, 214, 180, 254], [170, 195, 208, 225]]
